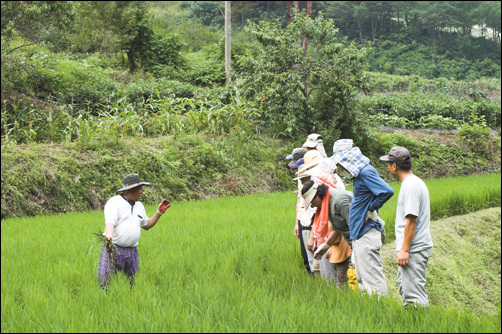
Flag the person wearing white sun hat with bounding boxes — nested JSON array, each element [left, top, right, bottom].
[[301, 180, 353, 289], [302, 133, 327, 158], [286, 147, 312, 276], [297, 150, 346, 284]]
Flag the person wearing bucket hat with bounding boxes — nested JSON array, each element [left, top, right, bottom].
[[298, 152, 346, 284], [287, 148, 313, 276], [97, 173, 171, 290], [380, 147, 433, 307], [331, 140, 394, 297], [302, 133, 327, 158], [299, 151, 345, 190], [301, 180, 353, 289]]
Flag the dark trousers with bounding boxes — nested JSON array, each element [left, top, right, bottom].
[[298, 219, 313, 276]]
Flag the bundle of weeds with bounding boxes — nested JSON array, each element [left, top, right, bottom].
[[90, 230, 120, 268]]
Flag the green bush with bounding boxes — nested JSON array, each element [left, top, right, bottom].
[[456, 113, 493, 156], [357, 92, 501, 129], [165, 45, 226, 86]]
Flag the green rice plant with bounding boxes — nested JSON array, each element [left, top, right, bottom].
[[370, 173, 501, 240], [90, 230, 120, 268], [1, 174, 500, 332]]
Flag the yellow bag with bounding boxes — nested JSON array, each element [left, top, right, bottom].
[[347, 265, 358, 291]]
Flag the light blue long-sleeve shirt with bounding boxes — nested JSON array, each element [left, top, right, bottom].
[[349, 164, 394, 240]]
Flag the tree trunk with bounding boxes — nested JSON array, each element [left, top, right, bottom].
[[286, 1, 292, 24], [438, 28, 442, 50], [371, 17, 377, 41], [293, 1, 300, 14], [127, 49, 135, 73], [225, 1, 231, 83], [302, 1, 312, 51], [357, 16, 363, 44], [388, 10, 392, 33]]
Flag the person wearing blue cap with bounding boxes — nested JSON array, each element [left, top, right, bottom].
[[331, 140, 394, 297], [286, 148, 312, 276]]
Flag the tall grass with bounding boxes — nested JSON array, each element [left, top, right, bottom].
[[373, 173, 501, 239], [1, 174, 500, 332]]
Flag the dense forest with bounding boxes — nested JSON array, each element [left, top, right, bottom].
[[0, 1, 500, 144]]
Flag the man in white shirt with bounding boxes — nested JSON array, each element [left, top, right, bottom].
[[380, 147, 433, 307], [98, 174, 171, 289]]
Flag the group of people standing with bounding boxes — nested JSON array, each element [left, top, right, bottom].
[[287, 134, 433, 308], [97, 133, 433, 309]]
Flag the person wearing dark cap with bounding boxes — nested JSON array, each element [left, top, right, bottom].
[[286, 148, 312, 276], [380, 147, 433, 307], [97, 174, 171, 289], [287, 147, 307, 169]]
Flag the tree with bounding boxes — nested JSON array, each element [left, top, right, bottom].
[[225, 1, 231, 83], [1, 1, 75, 55], [183, 1, 224, 27], [71, 1, 184, 73], [238, 12, 368, 142]]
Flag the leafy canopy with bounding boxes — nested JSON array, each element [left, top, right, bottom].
[[238, 12, 369, 144]]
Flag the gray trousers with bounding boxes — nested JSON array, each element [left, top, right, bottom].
[[352, 227, 388, 297], [301, 229, 315, 272], [397, 247, 432, 307], [319, 255, 337, 284]]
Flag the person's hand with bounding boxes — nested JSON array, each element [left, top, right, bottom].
[[397, 250, 409, 267], [307, 235, 315, 252], [105, 235, 112, 249], [314, 243, 330, 260], [294, 224, 299, 239], [157, 199, 171, 215], [365, 210, 378, 223]]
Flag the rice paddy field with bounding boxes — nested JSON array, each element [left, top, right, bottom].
[[1, 173, 501, 333]]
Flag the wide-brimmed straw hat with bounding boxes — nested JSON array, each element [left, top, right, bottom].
[[298, 150, 323, 173], [116, 174, 150, 193]]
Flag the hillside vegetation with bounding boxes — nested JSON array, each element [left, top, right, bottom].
[[1, 1, 501, 219], [1, 129, 500, 220]]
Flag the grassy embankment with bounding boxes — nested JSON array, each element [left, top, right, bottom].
[[2, 128, 500, 220], [1, 174, 500, 332]]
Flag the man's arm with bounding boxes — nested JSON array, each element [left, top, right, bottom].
[[143, 199, 171, 230], [104, 223, 114, 245], [143, 212, 162, 230], [325, 230, 342, 246], [397, 214, 417, 266], [363, 168, 394, 212]]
